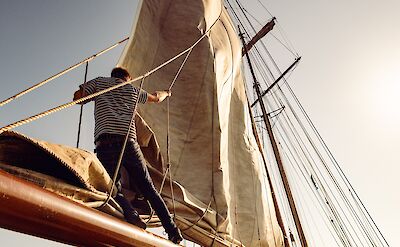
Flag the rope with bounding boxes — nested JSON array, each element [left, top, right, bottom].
[[0, 11, 222, 135], [0, 37, 129, 108], [76, 62, 89, 148], [0, 76, 141, 135], [165, 48, 193, 219], [99, 77, 147, 209], [150, 6, 223, 221], [168, 48, 193, 91]]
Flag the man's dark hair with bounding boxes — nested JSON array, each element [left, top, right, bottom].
[[111, 67, 131, 79]]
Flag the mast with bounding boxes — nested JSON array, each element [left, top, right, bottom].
[[239, 28, 308, 247], [247, 99, 291, 247]]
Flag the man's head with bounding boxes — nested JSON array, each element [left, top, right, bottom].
[[111, 67, 131, 81]]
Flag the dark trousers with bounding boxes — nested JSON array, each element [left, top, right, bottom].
[[96, 135, 176, 232]]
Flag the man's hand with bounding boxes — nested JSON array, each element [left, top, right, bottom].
[[73, 87, 90, 104], [149, 90, 171, 103]]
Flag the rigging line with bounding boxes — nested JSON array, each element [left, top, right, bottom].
[[261, 58, 375, 246], [99, 77, 147, 209], [239, 22, 293, 245], [279, 107, 374, 246], [228, 1, 362, 244], [350, 189, 383, 246], [256, 58, 360, 245], [0, 37, 129, 108], [76, 62, 89, 148], [285, 84, 389, 246], [164, 47, 194, 220], [241, 7, 297, 57], [163, 19, 218, 232], [235, 0, 296, 60], [248, 1, 298, 57], [275, 126, 348, 246], [225, 0, 253, 42], [256, 0, 274, 18], [276, 106, 358, 226], [283, 152, 318, 247], [168, 48, 193, 91], [259, 126, 292, 230], [232, 24, 262, 245], [166, 97, 176, 219], [270, 32, 298, 57], [274, 20, 299, 57], [257, 120, 297, 239], [264, 137, 297, 241], [0, 76, 142, 135], [279, 141, 341, 247], [242, 8, 263, 26], [280, 154, 306, 247], [278, 84, 381, 246], [272, 116, 360, 247], [249, 50, 275, 89], [180, 200, 213, 232], [0, 9, 223, 135], [274, 102, 367, 246], [146, 42, 194, 223]]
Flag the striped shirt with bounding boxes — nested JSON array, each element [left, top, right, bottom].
[[82, 77, 148, 141]]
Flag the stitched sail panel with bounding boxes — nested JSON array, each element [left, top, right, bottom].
[[118, 0, 284, 246]]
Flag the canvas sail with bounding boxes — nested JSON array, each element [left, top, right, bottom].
[[118, 0, 284, 246]]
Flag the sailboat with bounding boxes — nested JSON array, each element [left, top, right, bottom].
[[0, 0, 390, 246]]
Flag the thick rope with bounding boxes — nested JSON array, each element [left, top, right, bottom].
[[0, 37, 129, 108], [76, 62, 89, 148], [0, 16, 222, 135], [0, 76, 142, 135]]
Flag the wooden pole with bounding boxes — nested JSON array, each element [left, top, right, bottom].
[[239, 27, 308, 247], [0, 169, 178, 247]]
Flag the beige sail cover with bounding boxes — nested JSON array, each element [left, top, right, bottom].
[[118, 0, 283, 246]]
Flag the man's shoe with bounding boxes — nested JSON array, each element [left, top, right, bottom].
[[168, 227, 183, 244], [125, 211, 147, 230]]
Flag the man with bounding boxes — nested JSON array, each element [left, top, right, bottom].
[[73, 67, 183, 244]]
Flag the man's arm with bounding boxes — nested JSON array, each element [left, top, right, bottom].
[[147, 90, 171, 103], [73, 79, 97, 104], [73, 87, 91, 104]]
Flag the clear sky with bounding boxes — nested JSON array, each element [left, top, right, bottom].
[[0, 0, 398, 246]]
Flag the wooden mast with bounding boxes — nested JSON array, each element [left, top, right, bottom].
[[239, 27, 308, 247]]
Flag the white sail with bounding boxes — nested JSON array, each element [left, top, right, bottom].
[[118, 0, 284, 246]]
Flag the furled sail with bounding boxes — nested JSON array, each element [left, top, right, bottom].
[[118, 0, 284, 246]]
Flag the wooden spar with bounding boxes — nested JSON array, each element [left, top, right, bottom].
[[240, 20, 290, 246], [239, 28, 308, 247], [0, 169, 178, 247], [251, 57, 301, 108], [247, 99, 291, 247], [242, 17, 276, 55]]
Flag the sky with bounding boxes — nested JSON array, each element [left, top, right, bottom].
[[0, 0, 399, 246]]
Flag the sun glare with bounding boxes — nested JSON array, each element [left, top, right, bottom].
[[370, 69, 400, 127]]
